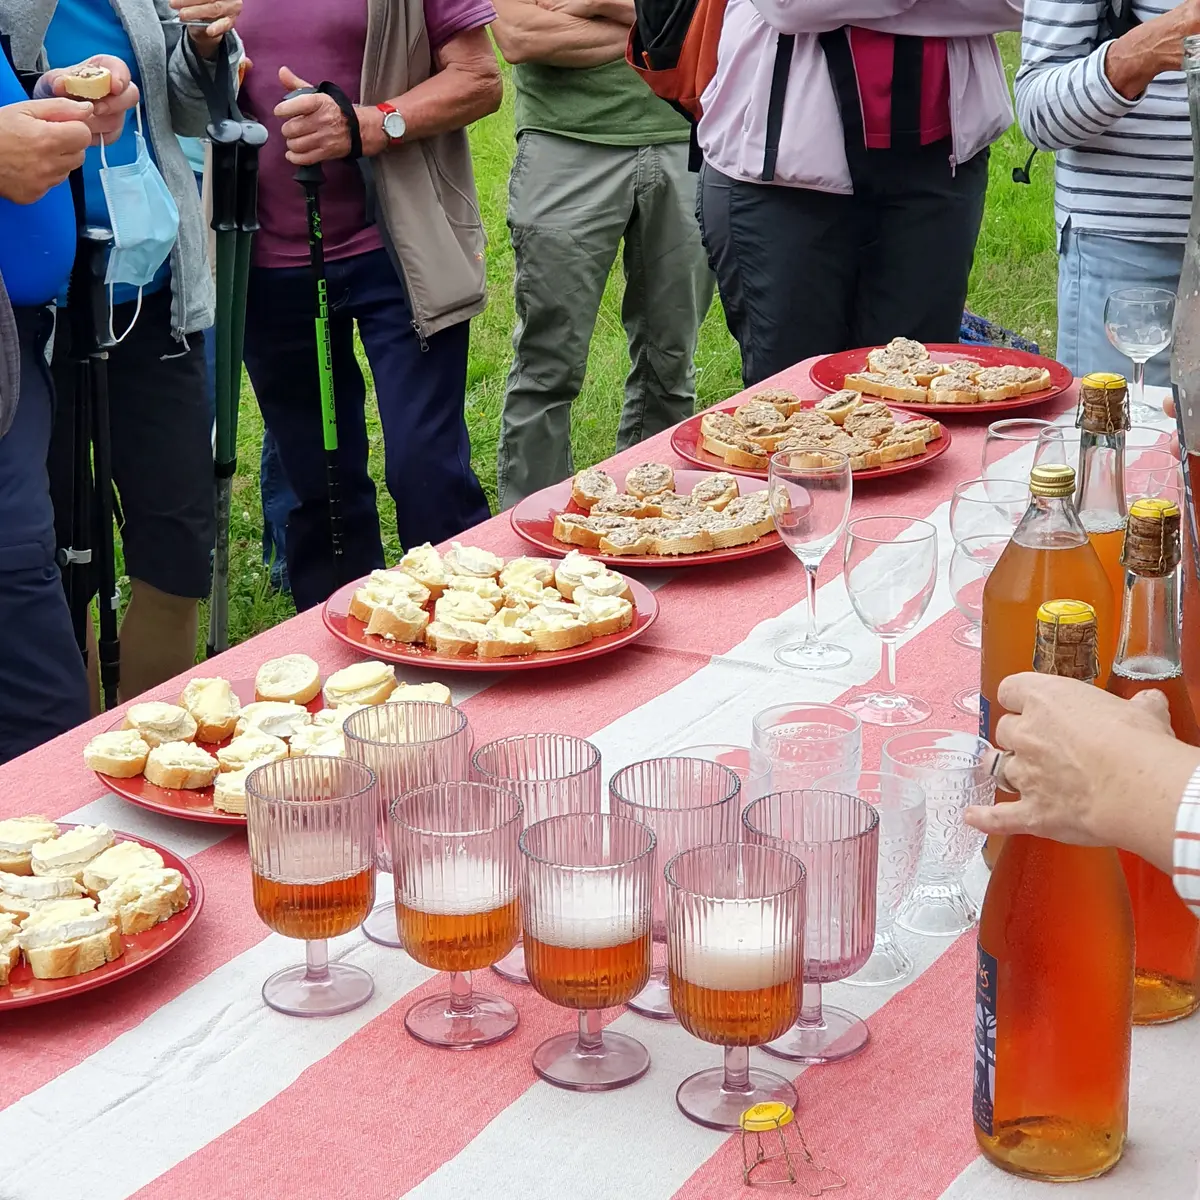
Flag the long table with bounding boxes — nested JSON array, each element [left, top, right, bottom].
[[2, 366, 1193, 1200]]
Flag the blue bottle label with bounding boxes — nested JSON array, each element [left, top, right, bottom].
[[973, 940, 998, 1136], [978, 692, 990, 743]]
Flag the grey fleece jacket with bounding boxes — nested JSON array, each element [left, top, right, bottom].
[[5, 0, 244, 339]]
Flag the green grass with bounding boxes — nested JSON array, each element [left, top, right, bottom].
[[197, 31, 1056, 649]]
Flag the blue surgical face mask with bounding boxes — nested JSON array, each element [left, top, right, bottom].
[[99, 106, 179, 343]]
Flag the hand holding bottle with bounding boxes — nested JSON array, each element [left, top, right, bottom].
[[966, 673, 1192, 873]]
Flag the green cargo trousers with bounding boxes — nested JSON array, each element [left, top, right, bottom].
[[496, 132, 714, 509]]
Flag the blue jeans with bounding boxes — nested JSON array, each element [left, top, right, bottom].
[[242, 248, 489, 612], [1056, 221, 1182, 388]]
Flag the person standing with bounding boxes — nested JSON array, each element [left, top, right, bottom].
[[1015, 0, 1200, 385], [490, 0, 714, 509], [236, 0, 500, 614], [694, 0, 1021, 386]]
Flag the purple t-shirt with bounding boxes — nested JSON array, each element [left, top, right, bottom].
[[240, 0, 495, 269]]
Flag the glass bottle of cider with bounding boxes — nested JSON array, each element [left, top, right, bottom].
[[1107, 497, 1200, 1023], [1076, 373, 1130, 605], [975, 600, 1134, 1182]]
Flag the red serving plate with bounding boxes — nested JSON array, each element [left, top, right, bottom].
[[808, 342, 1073, 414], [670, 402, 953, 482], [323, 569, 659, 671], [96, 680, 324, 827], [0, 824, 204, 1010], [509, 468, 786, 568]]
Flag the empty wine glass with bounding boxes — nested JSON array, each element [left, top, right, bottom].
[[750, 703, 862, 796], [815, 769, 926, 987], [246, 757, 378, 1017], [883, 731, 995, 937], [842, 516, 938, 726], [743, 789, 879, 1063], [1105, 286, 1175, 424], [949, 477, 1027, 544], [471, 733, 602, 983], [981, 419, 1057, 493], [949, 534, 1007, 710], [768, 449, 853, 670]]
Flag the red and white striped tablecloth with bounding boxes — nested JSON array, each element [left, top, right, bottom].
[[2, 365, 1194, 1200]]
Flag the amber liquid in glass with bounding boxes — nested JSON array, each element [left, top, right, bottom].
[[396, 898, 521, 973], [252, 867, 374, 940], [524, 933, 651, 1008], [1183, 457, 1200, 719], [668, 972, 799, 1046]]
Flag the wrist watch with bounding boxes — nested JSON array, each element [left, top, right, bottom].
[[377, 102, 406, 146]]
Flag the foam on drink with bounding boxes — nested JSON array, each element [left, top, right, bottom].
[[674, 900, 798, 990], [397, 856, 515, 915], [524, 873, 645, 948]]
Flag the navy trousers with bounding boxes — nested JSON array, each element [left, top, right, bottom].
[[243, 248, 490, 612], [0, 308, 89, 763]]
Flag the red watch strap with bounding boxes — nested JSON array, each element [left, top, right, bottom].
[[377, 102, 396, 116]]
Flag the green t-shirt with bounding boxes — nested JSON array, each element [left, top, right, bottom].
[[513, 60, 690, 146]]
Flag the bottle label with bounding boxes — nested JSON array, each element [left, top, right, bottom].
[[978, 693, 990, 742], [973, 940, 998, 1136]]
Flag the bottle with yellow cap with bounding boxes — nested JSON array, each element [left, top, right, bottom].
[[1107, 496, 1200, 1024], [1076, 372, 1131, 603], [975, 599, 1134, 1182], [979, 463, 1118, 786]]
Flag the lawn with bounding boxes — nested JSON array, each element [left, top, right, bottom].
[[201, 32, 1058, 648]]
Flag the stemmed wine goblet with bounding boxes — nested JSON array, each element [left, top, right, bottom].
[[666, 842, 807, 1130], [949, 534, 1007, 714], [1104, 286, 1175, 424], [246, 756, 378, 1016], [767, 449, 853, 670], [750, 703, 861, 797], [981, 419, 1057, 495], [842, 516, 938, 726], [948, 478, 1024, 649], [521, 813, 655, 1090], [743, 789, 879, 1063]]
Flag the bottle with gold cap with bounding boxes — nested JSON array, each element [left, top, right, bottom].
[[975, 600, 1134, 1182], [979, 462, 1118, 768], [1075, 372, 1131, 604], [1107, 496, 1200, 1024]]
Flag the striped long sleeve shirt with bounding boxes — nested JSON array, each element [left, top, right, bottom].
[[1014, 0, 1192, 242]]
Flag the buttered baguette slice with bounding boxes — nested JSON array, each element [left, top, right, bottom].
[[81, 841, 165, 897], [123, 702, 198, 748], [31, 824, 114, 879], [322, 661, 397, 706], [364, 597, 430, 644], [83, 729, 150, 778], [213, 768, 251, 815], [0, 816, 60, 876], [217, 731, 288, 773], [236, 701, 312, 740], [398, 542, 447, 597], [18, 898, 123, 980], [288, 724, 346, 758], [576, 592, 634, 636], [0, 868, 84, 921], [179, 677, 241, 743], [389, 682, 452, 706], [143, 742, 219, 790], [0, 913, 18, 986], [98, 867, 188, 935], [255, 654, 322, 705]]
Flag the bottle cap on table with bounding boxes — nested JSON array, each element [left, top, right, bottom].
[[1122, 496, 1181, 575], [740, 1102, 794, 1132], [1033, 599, 1098, 681], [1078, 372, 1130, 435], [1029, 463, 1076, 497]]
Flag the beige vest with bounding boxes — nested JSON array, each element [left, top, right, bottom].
[[361, 0, 488, 338]]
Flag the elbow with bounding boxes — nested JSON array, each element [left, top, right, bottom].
[[479, 68, 504, 118]]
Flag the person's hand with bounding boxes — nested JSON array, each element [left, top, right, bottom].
[[172, 0, 243, 60], [40, 55, 138, 146], [1106, 0, 1200, 99], [274, 67, 359, 165], [0, 98, 94, 204]]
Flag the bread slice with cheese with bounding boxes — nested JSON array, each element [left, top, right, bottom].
[[213, 768, 251, 815], [217, 731, 289, 773], [444, 575, 505, 609], [348, 569, 431, 622], [18, 898, 123, 980], [398, 543, 448, 598], [30, 824, 114, 881], [82, 729, 151, 779], [0, 913, 19, 986], [443, 542, 504, 579], [364, 597, 430, 644], [255, 654, 322, 704], [0, 868, 84, 921], [389, 681, 453, 706], [311, 703, 369, 729], [516, 603, 593, 652], [571, 569, 633, 604], [81, 841, 164, 897], [499, 557, 557, 589], [179, 677, 241, 743], [122, 702, 197, 748], [97, 867, 188, 935], [477, 608, 536, 658], [426, 618, 486, 658], [0, 816, 60, 876], [288, 723, 346, 758], [236, 701, 312, 740], [143, 742, 219, 790], [576, 592, 634, 636], [322, 660, 397, 707], [553, 549, 606, 600]]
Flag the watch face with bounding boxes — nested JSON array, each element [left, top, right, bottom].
[[383, 111, 406, 140]]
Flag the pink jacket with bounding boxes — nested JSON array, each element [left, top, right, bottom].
[[697, 0, 1022, 191]]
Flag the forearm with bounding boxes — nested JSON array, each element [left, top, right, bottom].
[[492, 3, 629, 67], [361, 59, 502, 151], [853, 0, 1020, 38], [571, 0, 635, 23], [749, 0, 917, 36], [1104, 16, 1189, 100], [1103, 740, 1199, 876]]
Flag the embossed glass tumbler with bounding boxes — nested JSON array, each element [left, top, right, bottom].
[[247, 756, 377, 1017], [343, 701, 472, 948], [750, 702, 862, 796], [609, 756, 741, 1019], [667, 842, 806, 1131], [743, 789, 879, 1063], [473, 733, 602, 983], [390, 781, 523, 1049], [522, 813, 655, 1090]]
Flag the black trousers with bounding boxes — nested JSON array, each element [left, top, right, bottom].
[[697, 141, 990, 385]]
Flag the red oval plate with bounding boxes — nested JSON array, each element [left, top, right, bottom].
[[509, 468, 786, 568], [323, 569, 659, 671], [96, 681, 325, 827], [0, 824, 205, 1010], [670, 403, 953, 482], [808, 342, 1073, 414]]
